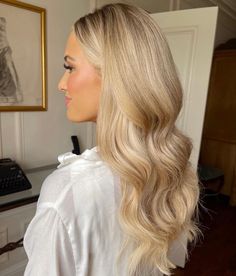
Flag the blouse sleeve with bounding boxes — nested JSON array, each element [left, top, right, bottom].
[[23, 204, 76, 276]]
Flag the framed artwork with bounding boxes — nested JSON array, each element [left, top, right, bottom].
[[0, 0, 47, 111]]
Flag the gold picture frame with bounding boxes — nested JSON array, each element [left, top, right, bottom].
[[0, 0, 47, 111]]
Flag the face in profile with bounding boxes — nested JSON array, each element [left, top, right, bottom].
[[58, 31, 101, 122]]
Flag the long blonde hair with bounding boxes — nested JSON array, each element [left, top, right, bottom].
[[74, 3, 201, 275]]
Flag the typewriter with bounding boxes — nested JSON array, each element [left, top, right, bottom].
[[0, 158, 32, 196]]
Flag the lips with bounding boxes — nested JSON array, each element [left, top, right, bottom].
[[65, 96, 72, 105]]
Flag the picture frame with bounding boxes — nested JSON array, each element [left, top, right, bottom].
[[0, 0, 47, 111]]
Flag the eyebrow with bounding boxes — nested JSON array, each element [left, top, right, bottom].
[[64, 55, 76, 62]]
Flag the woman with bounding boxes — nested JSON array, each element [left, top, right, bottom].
[[23, 3, 200, 276]]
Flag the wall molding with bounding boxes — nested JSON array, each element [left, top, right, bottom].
[[0, 202, 36, 218], [0, 227, 9, 264], [14, 113, 25, 162], [0, 259, 28, 276]]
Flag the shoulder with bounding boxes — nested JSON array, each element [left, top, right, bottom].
[[37, 147, 119, 212]]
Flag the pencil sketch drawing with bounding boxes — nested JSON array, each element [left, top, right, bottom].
[[0, 17, 23, 104]]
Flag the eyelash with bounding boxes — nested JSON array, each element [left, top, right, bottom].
[[63, 63, 74, 73]]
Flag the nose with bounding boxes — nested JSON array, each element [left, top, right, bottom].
[[58, 72, 68, 93]]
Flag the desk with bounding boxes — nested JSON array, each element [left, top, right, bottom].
[[0, 164, 57, 212], [0, 164, 58, 275]]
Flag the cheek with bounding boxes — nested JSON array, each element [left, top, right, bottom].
[[67, 72, 97, 97], [67, 71, 101, 117], [67, 71, 101, 100], [67, 73, 82, 94]]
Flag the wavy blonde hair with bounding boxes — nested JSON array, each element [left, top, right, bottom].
[[74, 3, 201, 275]]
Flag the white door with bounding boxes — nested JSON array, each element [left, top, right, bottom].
[[151, 7, 218, 170], [151, 7, 218, 268]]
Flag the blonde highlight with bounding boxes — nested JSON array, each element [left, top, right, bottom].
[[74, 3, 201, 275]]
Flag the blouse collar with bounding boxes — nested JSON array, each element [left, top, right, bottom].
[[57, 146, 100, 169]]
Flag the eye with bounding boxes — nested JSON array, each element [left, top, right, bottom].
[[63, 63, 74, 73]]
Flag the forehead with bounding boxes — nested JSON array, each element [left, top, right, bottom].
[[65, 31, 82, 56]]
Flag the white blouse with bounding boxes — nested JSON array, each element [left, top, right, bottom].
[[23, 147, 163, 276]]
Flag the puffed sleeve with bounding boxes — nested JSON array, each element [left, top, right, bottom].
[[23, 204, 76, 276]]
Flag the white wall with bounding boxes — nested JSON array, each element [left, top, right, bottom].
[[0, 0, 93, 169]]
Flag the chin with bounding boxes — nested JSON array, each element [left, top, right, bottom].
[[67, 112, 97, 123]]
